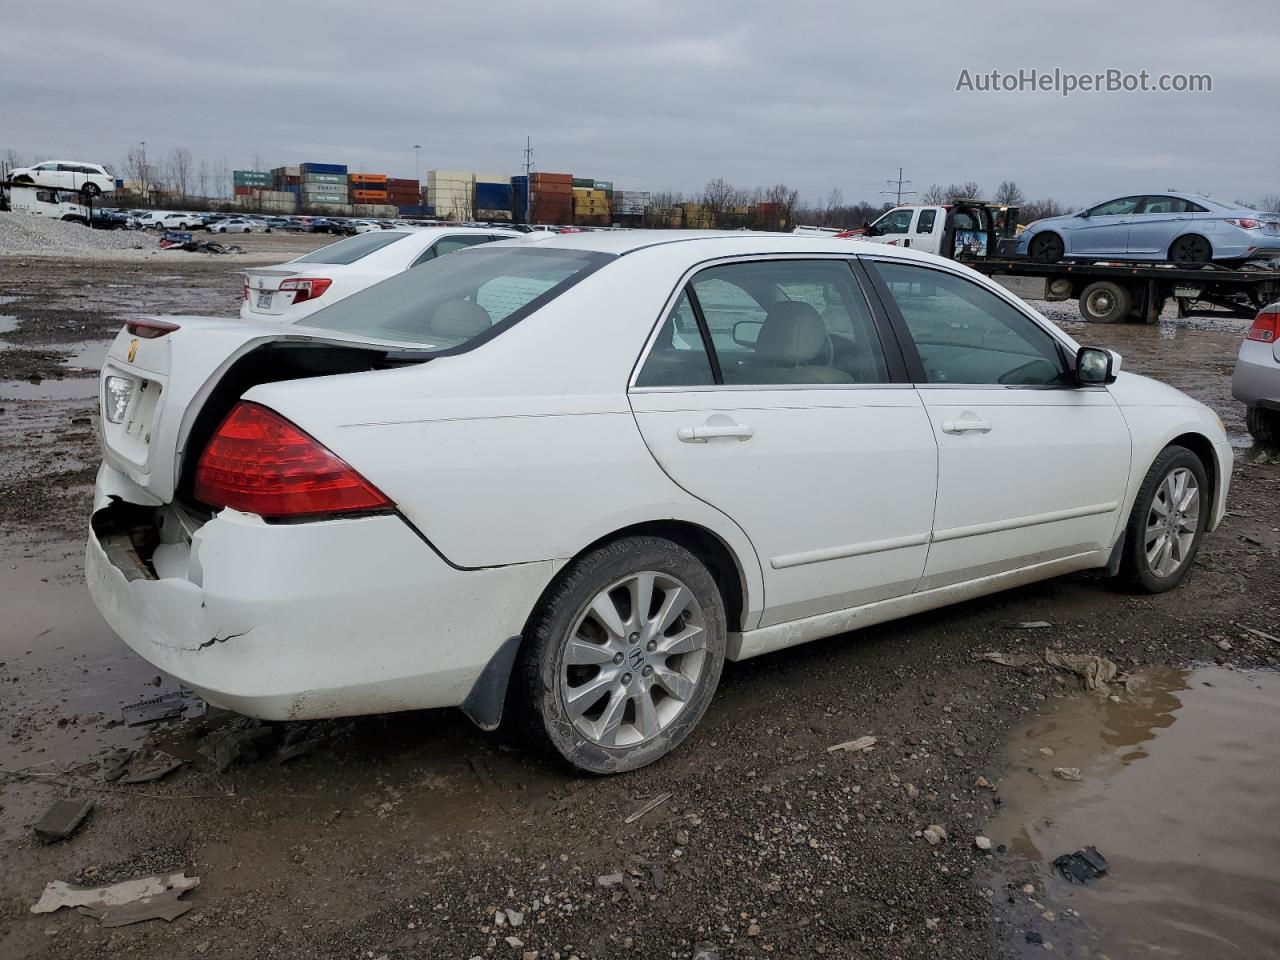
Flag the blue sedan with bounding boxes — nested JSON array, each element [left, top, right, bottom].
[[1018, 192, 1280, 265]]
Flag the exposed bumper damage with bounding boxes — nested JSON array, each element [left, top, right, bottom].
[[86, 465, 556, 722]]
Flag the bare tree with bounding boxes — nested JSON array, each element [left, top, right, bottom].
[[197, 159, 210, 199], [759, 183, 799, 231], [644, 190, 685, 228], [955, 180, 983, 200], [122, 146, 152, 199], [700, 177, 742, 228], [1260, 193, 1280, 214], [994, 180, 1026, 206], [168, 147, 193, 200], [920, 183, 949, 204], [1021, 197, 1066, 223], [822, 187, 845, 226], [214, 158, 231, 199]]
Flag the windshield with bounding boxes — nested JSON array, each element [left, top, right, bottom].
[[302, 246, 611, 351], [293, 231, 409, 265]]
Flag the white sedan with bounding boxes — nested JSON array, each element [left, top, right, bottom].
[[10, 160, 115, 196], [239, 226, 523, 323], [207, 217, 255, 234], [87, 233, 1231, 773]]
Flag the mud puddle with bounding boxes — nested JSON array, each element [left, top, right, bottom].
[[986, 665, 1280, 959], [0, 376, 98, 401]]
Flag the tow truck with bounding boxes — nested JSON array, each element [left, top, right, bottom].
[[857, 200, 1280, 323], [1, 181, 117, 227]]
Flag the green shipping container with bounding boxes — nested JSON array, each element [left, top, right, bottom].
[[572, 178, 594, 188]]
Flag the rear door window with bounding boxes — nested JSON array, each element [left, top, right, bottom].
[[916, 209, 937, 234], [409, 234, 496, 268], [293, 231, 409, 265]]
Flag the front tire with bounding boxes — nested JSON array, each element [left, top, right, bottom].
[[80, 183, 101, 197], [1029, 232, 1064, 263], [1247, 406, 1280, 445], [516, 536, 726, 774], [1120, 446, 1208, 593]]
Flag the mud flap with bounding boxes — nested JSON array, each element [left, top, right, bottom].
[[1103, 532, 1126, 577], [460, 635, 523, 731]]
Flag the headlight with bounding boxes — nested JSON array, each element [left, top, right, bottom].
[[104, 375, 135, 423]]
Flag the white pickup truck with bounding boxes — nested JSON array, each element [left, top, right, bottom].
[[860, 202, 1019, 259]]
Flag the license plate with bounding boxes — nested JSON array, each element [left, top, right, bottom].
[[255, 291, 272, 310]]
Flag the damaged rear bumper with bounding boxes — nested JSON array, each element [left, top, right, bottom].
[[85, 465, 555, 722]]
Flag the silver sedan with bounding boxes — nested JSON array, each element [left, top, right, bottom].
[[1232, 304, 1280, 444]]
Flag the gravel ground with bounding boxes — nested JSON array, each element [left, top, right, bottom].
[[0, 213, 332, 263], [0, 256, 1277, 960]]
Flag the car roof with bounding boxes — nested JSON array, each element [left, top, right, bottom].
[[501, 229, 929, 260]]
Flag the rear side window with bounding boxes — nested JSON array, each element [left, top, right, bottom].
[[916, 209, 937, 233], [409, 234, 497, 268], [634, 292, 715, 387], [293, 231, 409, 265], [302, 247, 609, 350]]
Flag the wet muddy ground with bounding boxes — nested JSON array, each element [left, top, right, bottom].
[[0, 255, 1277, 960]]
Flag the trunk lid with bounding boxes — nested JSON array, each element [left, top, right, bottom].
[[98, 316, 406, 504], [241, 267, 305, 317]]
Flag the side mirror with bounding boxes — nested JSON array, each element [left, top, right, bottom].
[[863, 222, 877, 236], [1076, 346, 1117, 385], [1076, 210, 1090, 219]]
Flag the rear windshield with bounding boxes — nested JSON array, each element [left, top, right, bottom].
[[293, 231, 409, 265], [301, 247, 610, 351]]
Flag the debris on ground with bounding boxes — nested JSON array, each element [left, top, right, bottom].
[[623, 791, 672, 824], [974, 835, 992, 851], [34, 798, 94, 843], [923, 824, 948, 845], [1053, 767, 1083, 782], [119, 750, 187, 784], [1026, 930, 1045, 944], [1017, 621, 1053, 629], [1044, 650, 1119, 691], [974, 649, 1120, 691], [1242, 625, 1280, 645], [596, 873, 624, 887], [1053, 846, 1108, 884], [121, 690, 204, 727], [198, 724, 275, 772], [972, 651, 1039, 667], [826, 735, 877, 754], [31, 872, 200, 922]]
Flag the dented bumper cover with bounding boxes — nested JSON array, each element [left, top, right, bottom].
[[85, 465, 555, 721]]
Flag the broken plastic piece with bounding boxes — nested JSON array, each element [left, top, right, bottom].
[[31, 872, 199, 916], [121, 690, 204, 727], [827, 735, 877, 754], [1053, 845, 1108, 884]]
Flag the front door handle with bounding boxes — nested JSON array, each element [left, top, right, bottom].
[[941, 417, 992, 435], [677, 423, 753, 443]]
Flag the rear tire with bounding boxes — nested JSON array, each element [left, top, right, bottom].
[[515, 536, 726, 774], [1168, 234, 1212, 265], [1029, 232, 1064, 263], [1119, 446, 1208, 593], [80, 183, 101, 197], [1079, 281, 1132, 323], [1247, 406, 1280, 445]]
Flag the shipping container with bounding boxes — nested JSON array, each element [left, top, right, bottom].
[[530, 172, 572, 183], [272, 165, 301, 178], [475, 182, 513, 209], [303, 172, 346, 186], [351, 189, 390, 202], [572, 178, 595, 189], [397, 205, 435, 216], [349, 173, 388, 185], [233, 170, 271, 185], [593, 181, 614, 193], [300, 162, 348, 175], [473, 173, 510, 185]]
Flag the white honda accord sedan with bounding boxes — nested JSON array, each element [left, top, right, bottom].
[[87, 232, 1232, 773]]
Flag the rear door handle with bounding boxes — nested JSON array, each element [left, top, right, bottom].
[[677, 423, 753, 443], [942, 417, 992, 434]]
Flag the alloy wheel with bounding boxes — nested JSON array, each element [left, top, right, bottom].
[[1144, 467, 1200, 577], [560, 571, 708, 748]]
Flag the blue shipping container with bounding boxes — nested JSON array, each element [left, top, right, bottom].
[[397, 205, 435, 216], [475, 183, 513, 209], [300, 162, 348, 175]]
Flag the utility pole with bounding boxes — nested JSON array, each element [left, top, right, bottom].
[[522, 136, 534, 224], [139, 141, 148, 202], [413, 144, 421, 187], [880, 166, 915, 207]]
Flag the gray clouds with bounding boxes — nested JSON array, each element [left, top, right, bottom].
[[2, 0, 1277, 206]]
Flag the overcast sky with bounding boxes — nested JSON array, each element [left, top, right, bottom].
[[3, 0, 1278, 208]]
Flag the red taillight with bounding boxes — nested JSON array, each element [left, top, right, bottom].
[[193, 402, 392, 519], [1247, 305, 1280, 343], [1226, 218, 1261, 230], [125, 318, 181, 339], [280, 277, 333, 304]]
